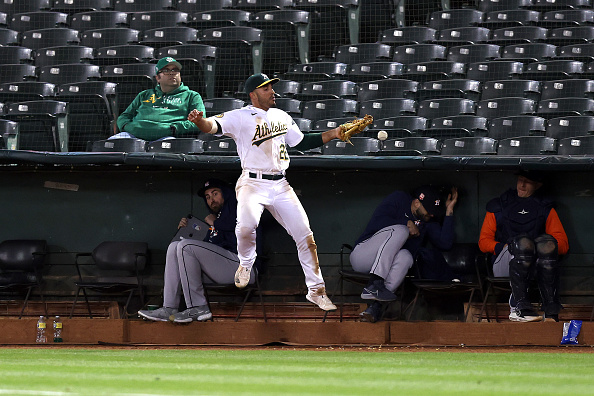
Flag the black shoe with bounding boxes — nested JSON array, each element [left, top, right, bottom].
[[544, 313, 559, 322], [360, 302, 382, 323], [361, 280, 397, 302]]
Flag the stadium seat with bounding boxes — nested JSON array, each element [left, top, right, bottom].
[[557, 135, 594, 155], [199, 26, 262, 96], [546, 116, 594, 138], [56, 81, 117, 151], [502, 43, 557, 63], [548, 27, 594, 46], [21, 28, 80, 50], [146, 138, 206, 154], [335, 43, 392, 65], [51, 0, 111, 14], [101, 63, 156, 116], [284, 62, 348, 84], [69, 241, 149, 319], [322, 137, 380, 156], [481, 79, 541, 101], [129, 10, 188, 32], [476, 97, 536, 119], [302, 98, 358, 121], [371, 116, 428, 136], [204, 137, 238, 155], [556, 43, 594, 62], [81, 28, 140, 49], [34, 45, 94, 67], [188, 9, 250, 30], [404, 61, 466, 83], [357, 79, 418, 102], [379, 136, 441, 156], [5, 100, 69, 152], [0, 240, 48, 319], [113, 0, 174, 12], [38, 63, 101, 85], [70, 11, 128, 33], [157, 44, 217, 99], [417, 79, 481, 102], [91, 138, 147, 152], [447, 44, 501, 64], [176, 0, 233, 13], [489, 26, 548, 45], [477, 0, 533, 13], [466, 60, 524, 82], [522, 59, 584, 80], [0, 28, 21, 46], [0, 0, 51, 15], [298, 80, 358, 101], [311, 117, 354, 132], [435, 27, 491, 47], [440, 136, 498, 155], [203, 98, 245, 115], [359, 98, 416, 120], [0, 64, 37, 84], [497, 136, 557, 155], [537, 97, 594, 118], [528, 0, 591, 12], [540, 79, 594, 100], [487, 115, 547, 139], [9, 11, 68, 33], [379, 26, 437, 46], [540, 11, 594, 29], [293, 117, 312, 132], [234, 0, 294, 12], [346, 62, 405, 82], [0, 82, 55, 105], [140, 27, 199, 50], [392, 44, 447, 65], [293, 0, 359, 61], [95, 45, 155, 66], [425, 115, 489, 139], [417, 98, 475, 119], [268, 79, 301, 98], [429, 9, 485, 30], [0, 119, 18, 149], [480, 9, 540, 30], [247, 10, 311, 75], [0, 46, 34, 65]]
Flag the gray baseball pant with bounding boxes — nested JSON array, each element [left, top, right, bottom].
[[163, 239, 254, 309], [350, 224, 413, 292]]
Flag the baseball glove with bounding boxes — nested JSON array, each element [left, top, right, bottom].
[[339, 114, 373, 145]]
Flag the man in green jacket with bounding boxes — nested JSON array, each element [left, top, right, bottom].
[[114, 57, 205, 141]]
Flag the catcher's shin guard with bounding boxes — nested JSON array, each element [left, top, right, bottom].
[[508, 234, 536, 311], [535, 234, 562, 315]]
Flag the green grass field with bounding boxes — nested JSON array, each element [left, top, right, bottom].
[[1, 348, 593, 395]]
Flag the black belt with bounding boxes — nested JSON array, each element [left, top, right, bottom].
[[249, 172, 284, 180]]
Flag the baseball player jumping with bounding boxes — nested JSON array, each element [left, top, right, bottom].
[[188, 73, 364, 311]]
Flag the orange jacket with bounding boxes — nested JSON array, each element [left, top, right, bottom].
[[479, 208, 569, 256]]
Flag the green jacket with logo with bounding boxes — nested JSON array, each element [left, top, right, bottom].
[[116, 83, 205, 141]]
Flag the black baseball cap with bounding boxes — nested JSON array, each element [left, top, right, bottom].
[[197, 178, 229, 198], [412, 185, 444, 217], [244, 73, 279, 94], [516, 169, 546, 183]]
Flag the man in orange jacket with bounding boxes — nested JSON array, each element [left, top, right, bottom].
[[479, 170, 568, 322]]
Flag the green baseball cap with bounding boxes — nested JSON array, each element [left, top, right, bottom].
[[244, 73, 279, 94], [155, 57, 182, 74]]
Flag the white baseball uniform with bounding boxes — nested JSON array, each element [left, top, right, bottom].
[[209, 105, 326, 292]]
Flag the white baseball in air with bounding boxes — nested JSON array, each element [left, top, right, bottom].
[[377, 130, 388, 141]]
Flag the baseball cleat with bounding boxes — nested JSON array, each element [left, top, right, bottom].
[[138, 307, 178, 322], [234, 265, 251, 288], [306, 288, 337, 311], [169, 306, 212, 323], [360, 302, 382, 323]]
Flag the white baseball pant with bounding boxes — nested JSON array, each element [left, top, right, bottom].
[[235, 170, 325, 292]]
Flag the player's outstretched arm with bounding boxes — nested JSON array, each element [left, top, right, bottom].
[[321, 127, 342, 144], [188, 109, 215, 134]]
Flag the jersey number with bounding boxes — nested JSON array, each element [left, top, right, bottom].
[[279, 144, 289, 161]]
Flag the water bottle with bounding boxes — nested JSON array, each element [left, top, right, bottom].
[[53, 316, 63, 343], [36, 316, 47, 343]]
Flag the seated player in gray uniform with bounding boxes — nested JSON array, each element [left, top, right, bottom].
[[350, 185, 459, 323], [137, 178, 255, 323]]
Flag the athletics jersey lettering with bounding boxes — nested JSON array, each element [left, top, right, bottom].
[[143, 94, 184, 106], [251, 121, 288, 147]]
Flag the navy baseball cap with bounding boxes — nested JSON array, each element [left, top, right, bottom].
[[412, 185, 444, 217], [197, 179, 229, 198], [244, 73, 279, 94], [516, 169, 546, 183], [155, 57, 182, 74]]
